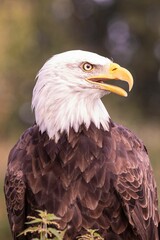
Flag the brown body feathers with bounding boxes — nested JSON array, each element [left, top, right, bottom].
[[4, 122, 159, 239]]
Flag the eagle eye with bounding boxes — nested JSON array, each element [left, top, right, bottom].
[[82, 62, 94, 72]]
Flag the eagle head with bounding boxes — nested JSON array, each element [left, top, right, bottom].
[[32, 50, 133, 142]]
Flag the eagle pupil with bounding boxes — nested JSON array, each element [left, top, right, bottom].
[[83, 63, 93, 71]]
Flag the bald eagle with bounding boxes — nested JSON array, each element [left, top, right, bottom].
[[4, 50, 159, 240]]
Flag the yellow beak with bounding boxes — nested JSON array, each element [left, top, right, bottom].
[[87, 63, 134, 97]]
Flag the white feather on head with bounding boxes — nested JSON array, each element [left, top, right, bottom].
[[32, 50, 111, 142]]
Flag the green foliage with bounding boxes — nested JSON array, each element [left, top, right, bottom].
[[18, 210, 66, 240], [77, 229, 104, 240], [18, 210, 104, 240]]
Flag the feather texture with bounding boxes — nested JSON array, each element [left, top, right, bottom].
[[4, 122, 159, 239]]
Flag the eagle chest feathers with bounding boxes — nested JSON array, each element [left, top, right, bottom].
[[25, 123, 117, 234], [4, 50, 159, 240]]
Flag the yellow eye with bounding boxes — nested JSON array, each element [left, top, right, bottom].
[[82, 62, 94, 72]]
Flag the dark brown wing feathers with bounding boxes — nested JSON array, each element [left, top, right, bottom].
[[4, 122, 159, 239], [112, 125, 159, 238]]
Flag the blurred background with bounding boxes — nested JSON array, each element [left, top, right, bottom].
[[0, 0, 160, 239]]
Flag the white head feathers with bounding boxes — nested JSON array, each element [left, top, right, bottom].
[[32, 50, 111, 142]]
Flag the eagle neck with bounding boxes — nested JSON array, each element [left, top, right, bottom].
[[34, 90, 110, 142]]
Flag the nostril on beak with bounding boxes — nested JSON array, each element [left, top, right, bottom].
[[112, 68, 117, 71]]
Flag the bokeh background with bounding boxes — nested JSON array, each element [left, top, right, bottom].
[[0, 0, 160, 239]]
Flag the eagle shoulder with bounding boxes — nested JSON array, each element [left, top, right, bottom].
[[4, 125, 39, 238], [111, 123, 159, 240]]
